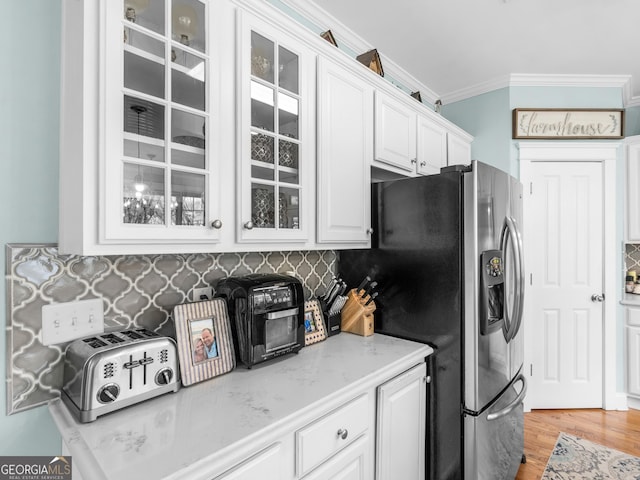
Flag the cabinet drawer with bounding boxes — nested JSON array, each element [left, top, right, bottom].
[[296, 394, 369, 477], [627, 307, 640, 326]]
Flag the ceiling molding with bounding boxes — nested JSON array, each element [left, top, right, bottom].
[[278, 0, 439, 105], [442, 73, 633, 105], [440, 75, 512, 105]]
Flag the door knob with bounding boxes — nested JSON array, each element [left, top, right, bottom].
[[591, 293, 605, 302], [211, 219, 222, 229]]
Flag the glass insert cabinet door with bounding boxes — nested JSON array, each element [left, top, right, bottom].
[[238, 11, 312, 242], [103, 0, 221, 242]]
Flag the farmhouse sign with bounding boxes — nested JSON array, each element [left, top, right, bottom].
[[512, 108, 624, 139]]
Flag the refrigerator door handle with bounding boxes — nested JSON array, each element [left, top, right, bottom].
[[486, 373, 527, 421], [500, 216, 525, 342]]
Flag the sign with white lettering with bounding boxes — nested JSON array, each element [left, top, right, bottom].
[[512, 108, 624, 139]]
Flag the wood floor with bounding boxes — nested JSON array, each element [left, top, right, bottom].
[[515, 408, 640, 480]]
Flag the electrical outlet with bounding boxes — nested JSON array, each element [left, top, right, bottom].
[[41, 299, 105, 346], [192, 287, 214, 302]]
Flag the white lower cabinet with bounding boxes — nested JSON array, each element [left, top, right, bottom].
[[215, 443, 286, 480], [376, 362, 427, 480], [302, 435, 370, 480], [627, 306, 640, 398]]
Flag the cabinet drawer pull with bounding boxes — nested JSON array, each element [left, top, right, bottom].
[[337, 428, 348, 440], [211, 219, 223, 229], [244, 221, 254, 230]]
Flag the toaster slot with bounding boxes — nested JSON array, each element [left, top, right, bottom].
[[136, 328, 159, 337], [120, 330, 143, 340], [100, 333, 126, 344], [83, 337, 108, 348]]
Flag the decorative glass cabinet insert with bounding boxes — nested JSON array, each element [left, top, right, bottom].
[[118, 0, 211, 233], [247, 28, 303, 234]]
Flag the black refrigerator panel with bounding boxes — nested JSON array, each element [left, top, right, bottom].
[[338, 170, 465, 480]]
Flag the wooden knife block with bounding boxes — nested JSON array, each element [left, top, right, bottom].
[[341, 289, 376, 337]]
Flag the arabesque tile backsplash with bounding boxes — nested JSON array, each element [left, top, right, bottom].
[[5, 244, 336, 415]]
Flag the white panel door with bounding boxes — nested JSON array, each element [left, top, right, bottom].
[[416, 116, 447, 175], [374, 92, 417, 172], [316, 56, 373, 244], [528, 161, 603, 408], [376, 363, 426, 480]]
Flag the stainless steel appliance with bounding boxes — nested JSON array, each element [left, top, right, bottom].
[[339, 161, 526, 480], [215, 273, 305, 367], [61, 329, 180, 423]]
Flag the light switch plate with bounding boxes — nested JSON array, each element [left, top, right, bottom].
[[41, 299, 105, 346]]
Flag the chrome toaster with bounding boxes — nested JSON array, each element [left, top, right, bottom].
[[61, 329, 180, 423]]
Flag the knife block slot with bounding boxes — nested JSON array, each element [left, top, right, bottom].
[[341, 289, 376, 337]]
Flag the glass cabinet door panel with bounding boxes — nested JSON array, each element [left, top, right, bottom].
[[251, 81, 275, 131], [124, 96, 165, 140], [251, 183, 275, 228], [123, 163, 166, 224], [171, 0, 206, 54], [171, 108, 205, 168], [251, 32, 274, 83], [251, 132, 274, 164], [124, 0, 165, 35], [171, 170, 205, 226], [124, 51, 165, 99], [278, 46, 298, 94], [171, 48, 205, 110], [124, 27, 164, 58], [278, 139, 298, 185], [278, 186, 299, 229], [278, 92, 298, 139], [124, 138, 165, 163]]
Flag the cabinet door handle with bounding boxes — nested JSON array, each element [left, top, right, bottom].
[[211, 219, 223, 229], [366, 228, 374, 235], [420, 161, 426, 167], [243, 221, 254, 230], [411, 158, 417, 164], [337, 428, 348, 440]]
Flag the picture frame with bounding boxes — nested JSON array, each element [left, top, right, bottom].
[[512, 108, 624, 139], [173, 299, 235, 386], [304, 299, 327, 346]]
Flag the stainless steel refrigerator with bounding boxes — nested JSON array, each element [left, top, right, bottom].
[[339, 160, 526, 480]]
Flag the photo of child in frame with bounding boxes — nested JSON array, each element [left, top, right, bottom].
[[304, 310, 316, 333], [189, 317, 219, 364]]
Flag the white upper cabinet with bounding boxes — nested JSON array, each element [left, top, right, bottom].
[[374, 91, 417, 173], [317, 56, 373, 245], [416, 116, 447, 175], [626, 136, 640, 242], [236, 10, 315, 244], [373, 90, 472, 178], [60, 0, 226, 255], [446, 131, 472, 167]]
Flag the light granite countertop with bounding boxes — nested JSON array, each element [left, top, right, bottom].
[[620, 293, 640, 306], [49, 333, 432, 480]]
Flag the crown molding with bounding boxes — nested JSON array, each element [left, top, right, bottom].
[[278, 0, 439, 105], [442, 73, 634, 105], [440, 75, 512, 105]]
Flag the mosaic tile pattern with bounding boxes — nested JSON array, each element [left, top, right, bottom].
[[626, 244, 640, 272], [5, 244, 336, 415]]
